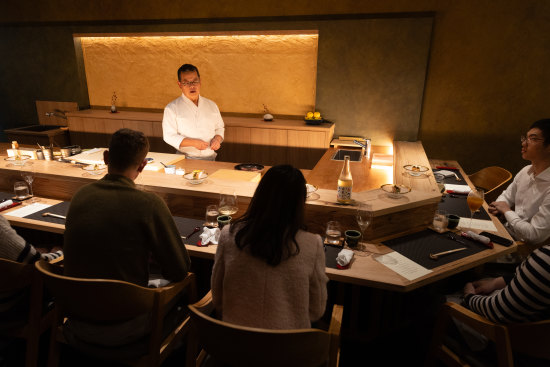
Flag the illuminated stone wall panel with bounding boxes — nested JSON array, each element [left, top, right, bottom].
[[80, 34, 318, 115]]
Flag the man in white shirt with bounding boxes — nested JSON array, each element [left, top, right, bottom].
[[162, 64, 224, 160], [488, 119, 550, 246]]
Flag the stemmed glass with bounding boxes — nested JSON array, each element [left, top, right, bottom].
[[466, 188, 485, 228], [355, 203, 373, 255], [20, 166, 39, 203], [219, 190, 238, 216]]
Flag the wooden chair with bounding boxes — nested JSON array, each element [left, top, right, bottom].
[[468, 166, 513, 204], [34, 260, 197, 367], [427, 302, 550, 367], [187, 291, 343, 367], [0, 258, 55, 367]]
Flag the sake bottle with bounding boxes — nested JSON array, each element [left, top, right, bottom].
[[337, 155, 353, 204]]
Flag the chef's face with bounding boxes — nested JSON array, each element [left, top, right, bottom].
[[178, 71, 201, 103]]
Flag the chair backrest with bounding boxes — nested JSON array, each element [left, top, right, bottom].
[[428, 302, 550, 367], [0, 258, 34, 292], [508, 319, 550, 360], [468, 166, 512, 202], [188, 303, 333, 367], [35, 260, 160, 322]]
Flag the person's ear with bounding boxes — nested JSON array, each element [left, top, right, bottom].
[[137, 159, 147, 173], [103, 150, 110, 165]]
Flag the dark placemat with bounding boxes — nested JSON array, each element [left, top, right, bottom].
[[433, 169, 467, 185], [24, 201, 71, 224], [383, 229, 488, 269], [0, 192, 13, 201], [438, 194, 490, 220], [173, 216, 207, 246], [325, 245, 344, 269]]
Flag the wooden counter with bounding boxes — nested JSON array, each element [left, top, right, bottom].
[[66, 110, 335, 169], [0, 143, 516, 291]]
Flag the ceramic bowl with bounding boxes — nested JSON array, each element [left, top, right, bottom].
[[403, 164, 430, 177], [381, 184, 412, 199], [183, 171, 208, 184]]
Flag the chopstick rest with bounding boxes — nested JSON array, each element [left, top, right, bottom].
[[461, 231, 493, 248]]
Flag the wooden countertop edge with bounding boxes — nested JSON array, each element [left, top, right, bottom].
[[66, 110, 334, 131]]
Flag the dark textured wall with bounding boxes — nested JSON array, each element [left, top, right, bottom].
[[0, 15, 432, 149], [1, 0, 550, 176]]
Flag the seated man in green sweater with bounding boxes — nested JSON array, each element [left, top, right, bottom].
[[63, 128, 191, 347]]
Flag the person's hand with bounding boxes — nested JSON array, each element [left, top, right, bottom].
[[193, 139, 210, 150], [463, 282, 475, 296], [471, 277, 506, 295], [488, 201, 511, 215], [51, 246, 62, 253], [210, 136, 223, 151]]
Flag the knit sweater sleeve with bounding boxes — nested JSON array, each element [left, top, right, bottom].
[[0, 215, 39, 263], [308, 235, 329, 322], [465, 245, 550, 323]]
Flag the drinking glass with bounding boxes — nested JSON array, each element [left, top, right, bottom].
[[433, 210, 448, 232], [325, 221, 342, 245], [14, 181, 29, 201], [355, 203, 373, 254], [467, 188, 485, 228], [219, 190, 238, 216], [21, 166, 38, 203], [205, 205, 219, 227]]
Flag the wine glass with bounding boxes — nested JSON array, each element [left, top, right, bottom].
[[467, 188, 485, 228], [219, 190, 238, 216], [20, 166, 39, 203], [355, 203, 373, 255]]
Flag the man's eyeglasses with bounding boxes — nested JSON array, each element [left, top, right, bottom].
[[520, 135, 545, 144], [179, 80, 200, 87]]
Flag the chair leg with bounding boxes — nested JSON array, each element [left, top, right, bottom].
[[24, 332, 40, 367], [47, 313, 61, 367]]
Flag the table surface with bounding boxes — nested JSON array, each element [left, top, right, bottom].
[[1, 144, 516, 292]]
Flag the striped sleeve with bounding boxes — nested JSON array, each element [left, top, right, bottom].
[[41, 250, 63, 262], [466, 245, 550, 323]]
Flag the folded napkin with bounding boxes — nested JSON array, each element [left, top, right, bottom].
[[199, 227, 221, 246], [444, 184, 471, 194], [461, 231, 492, 247], [336, 249, 354, 267], [0, 200, 13, 210], [148, 277, 171, 288], [436, 170, 456, 178]]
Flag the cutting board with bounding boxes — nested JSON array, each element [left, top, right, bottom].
[[69, 148, 185, 172], [209, 169, 261, 183]]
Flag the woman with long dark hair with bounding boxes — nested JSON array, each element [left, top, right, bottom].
[[211, 165, 328, 329]]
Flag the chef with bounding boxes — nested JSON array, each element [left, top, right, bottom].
[[162, 64, 224, 160]]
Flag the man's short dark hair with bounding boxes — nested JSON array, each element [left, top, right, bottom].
[[177, 64, 200, 81], [108, 129, 149, 171], [530, 119, 550, 146]]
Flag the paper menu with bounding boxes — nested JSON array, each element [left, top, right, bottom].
[[458, 218, 498, 232], [6, 203, 52, 218], [374, 252, 432, 281]]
